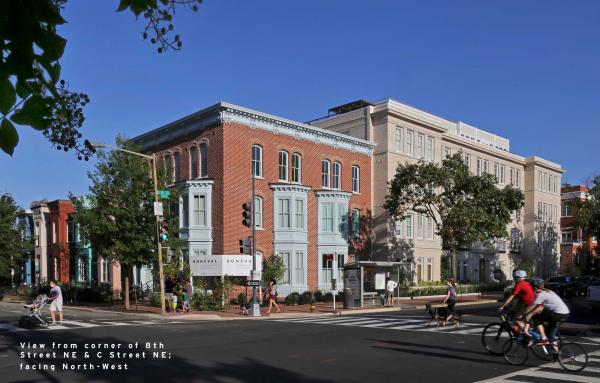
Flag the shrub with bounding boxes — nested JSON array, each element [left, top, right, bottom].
[[237, 292, 247, 306], [191, 291, 223, 311], [313, 290, 323, 302], [298, 291, 312, 305], [285, 292, 300, 305], [149, 292, 161, 308], [323, 292, 333, 302]]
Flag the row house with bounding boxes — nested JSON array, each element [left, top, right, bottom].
[[560, 185, 598, 272], [132, 102, 375, 295], [311, 99, 563, 282]]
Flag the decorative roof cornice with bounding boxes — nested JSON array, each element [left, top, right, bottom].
[[180, 179, 215, 188], [314, 190, 352, 199], [131, 102, 376, 156], [269, 183, 312, 193]]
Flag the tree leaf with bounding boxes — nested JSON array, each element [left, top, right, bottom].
[[36, 30, 67, 62], [0, 77, 16, 115], [117, 0, 131, 12], [9, 95, 51, 130], [50, 63, 61, 84], [0, 118, 19, 156]]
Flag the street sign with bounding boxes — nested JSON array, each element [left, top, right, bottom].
[[158, 190, 171, 199], [153, 202, 163, 216], [247, 280, 261, 287]]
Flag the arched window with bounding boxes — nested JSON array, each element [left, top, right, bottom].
[[322, 160, 330, 188], [332, 162, 341, 190], [254, 196, 263, 228], [252, 145, 262, 177], [352, 165, 360, 193], [199, 142, 208, 178], [278, 150, 288, 181], [173, 152, 181, 181], [292, 153, 302, 183], [189, 146, 198, 179], [164, 154, 172, 181]]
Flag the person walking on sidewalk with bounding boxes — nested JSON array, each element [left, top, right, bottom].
[[443, 279, 457, 315], [265, 280, 280, 314], [48, 280, 63, 326], [386, 277, 398, 306]]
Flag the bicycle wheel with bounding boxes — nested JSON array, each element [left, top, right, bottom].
[[482, 323, 512, 355], [503, 338, 528, 366], [558, 343, 588, 372]]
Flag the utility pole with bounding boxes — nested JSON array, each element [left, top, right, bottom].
[[251, 174, 260, 317]]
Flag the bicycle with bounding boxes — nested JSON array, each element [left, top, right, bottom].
[[481, 309, 522, 355], [503, 326, 588, 372]]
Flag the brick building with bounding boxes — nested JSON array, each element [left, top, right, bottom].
[[132, 102, 375, 295], [560, 185, 597, 272], [47, 200, 74, 284]]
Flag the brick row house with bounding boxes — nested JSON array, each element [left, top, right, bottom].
[[560, 185, 598, 272], [132, 102, 375, 294]]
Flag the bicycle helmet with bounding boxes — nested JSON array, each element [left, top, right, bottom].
[[530, 278, 544, 289], [512, 270, 527, 279]]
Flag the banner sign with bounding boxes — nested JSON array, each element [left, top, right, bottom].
[[190, 254, 262, 277]]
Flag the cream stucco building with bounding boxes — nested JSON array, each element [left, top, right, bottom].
[[311, 99, 563, 282]]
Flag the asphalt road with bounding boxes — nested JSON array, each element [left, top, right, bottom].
[[1, 301, 599, 383]]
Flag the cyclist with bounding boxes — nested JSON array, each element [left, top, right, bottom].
[[523, 278, 570, 346], [498, 270, 535, 318]]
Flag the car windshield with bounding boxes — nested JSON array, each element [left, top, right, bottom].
[[548, 276, 570, 283]]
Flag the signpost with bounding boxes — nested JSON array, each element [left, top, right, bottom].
[[246, 280, 260, 287], [153, 201, 163, 216], [332, 255, 338, 312]]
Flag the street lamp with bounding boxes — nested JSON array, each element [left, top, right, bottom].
[[86, 141, 166, 315]]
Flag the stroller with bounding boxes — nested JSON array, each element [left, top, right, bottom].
[[19, 294, 50, 329]]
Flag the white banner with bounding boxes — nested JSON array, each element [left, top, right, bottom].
[[190, 254, 262, 277]]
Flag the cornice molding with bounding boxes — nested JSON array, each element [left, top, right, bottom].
[[314, 190, 352, 199], [269, 183, 312, 193]]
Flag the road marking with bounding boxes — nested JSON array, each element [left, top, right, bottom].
[[61, 320, 98, 328], [46, 325, 70, 331], [131, 321, 159, 325], [337, 319, 385, 326], [362, 320, 414, 328], [101, 321, 131, 326]]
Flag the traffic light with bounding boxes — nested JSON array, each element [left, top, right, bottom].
[[159, 219, 169, 241], [242, 201, 252, 227], [239, 237, 252, 254]]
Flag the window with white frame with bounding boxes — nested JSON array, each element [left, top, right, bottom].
[[252, 145, 262, 177], [427, 258, 433, 281], [417, 133, 424, 159], [164, 155, 172, 181], [321, 202, 334, 232], [295, 199, 304, 229], [291, 153, 302, 183], [463, 154, 471, 171], [427, 137, 434, 161], [416, 214, 424, 239], [280, 251, 291, 284], [332, 162, 341, 189], [337, 203, 347, 235], [189, 146, 198, 179], [538, 202, 543, 220], [494, 162, 500, 182], [279, 150, 288, 181], [427, 216, 434, 240], [78, 257, 86, 282], [483, 159, 489, 174], [443, 147, 451, 159], [101, 257, 109, 283], [322, 160, 331, 188], [509, 168, 514, 186], [500, 165, 505, 184], [405, 214, 413, 238], [199, 142, 208, 178], [182, 194, 189, 227], [295, 252, 305, 285], [561, 231, 572, 243], [395, 127, 403, 152], [406, 130, 414, 156], [278, 198, 291, 228], [193, 195, 206, 226], [395, 219, 402, 236], [352, 209, 360, 237], [173, 152, 181, 181], [416, 258, 424, 282], [67, 218, 75, 243], [561, 202, 572, 217], [476, 158, 482, 176], [352, 165, 360, 193], [515, 170, 520, 188], [52, 222, 57, 243], [321, 253, 344, 283], [254, 196, 263, 228]]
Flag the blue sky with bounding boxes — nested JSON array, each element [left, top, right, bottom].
[[2, 0, 599, 208]]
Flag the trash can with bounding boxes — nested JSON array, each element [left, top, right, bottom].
[[343, 288, 354, 309], [379, 292, 385, 306]]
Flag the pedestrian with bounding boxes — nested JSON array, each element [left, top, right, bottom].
[[165, 277, 174, 312], [386, 277, 398, 306], [265, 280, 281, 314], [443, 279, 457, 324], [48, 280, 63, 326], [183, 279, 193, 312]]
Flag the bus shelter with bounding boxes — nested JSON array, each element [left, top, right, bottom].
[[343, 261, 405, 308]]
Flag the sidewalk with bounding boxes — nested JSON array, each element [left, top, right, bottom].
[[25, 292, 503, 320]]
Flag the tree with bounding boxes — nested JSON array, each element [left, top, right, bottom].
[[384, 153, 525, 279], [575, 175, 600, 269], [0, 193, 28, 282], [0, 0, 202, 156], [73, 136, 178, 309], [262, 255, 285, 284]]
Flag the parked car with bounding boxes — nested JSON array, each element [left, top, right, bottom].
[[587, 280, 600, 312], [564, 276, 600, 297], [545, 275, 575, 297]]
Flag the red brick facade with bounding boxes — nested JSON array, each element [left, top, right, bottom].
[[560, 185, 597, 272], [140, 104, 373, 292], [48, 200, 74, 284]]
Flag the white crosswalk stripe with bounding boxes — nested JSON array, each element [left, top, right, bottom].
[[0, 319, 187, 332], [474, 350, 600, 383], [274, 315, 488, 335]]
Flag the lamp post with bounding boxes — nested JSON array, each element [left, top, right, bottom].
[[86, 142, 166, 315]]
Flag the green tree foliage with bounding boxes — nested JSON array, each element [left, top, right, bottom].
[[576, 175, 600, 253], [262, 255, 285, 284], [384, 154, 525, 279], [0, 0, 202, 156], [73, 136, 178, 309], [0, 193, 31, 281]]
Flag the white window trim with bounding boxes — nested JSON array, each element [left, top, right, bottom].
[[278, 150, 289, 182], [252, 145, 263, 178]]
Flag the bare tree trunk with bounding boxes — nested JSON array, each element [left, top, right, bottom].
[[450, 247, 457, 280], [124, 274, 130, 310]]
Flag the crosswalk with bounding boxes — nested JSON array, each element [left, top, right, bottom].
[[0, 319, 188, 333], [275, 314, 487, 335], [475, 350, 600, 382]]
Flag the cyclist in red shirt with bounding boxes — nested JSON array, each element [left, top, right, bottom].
[[499, 270, 535, 318]]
